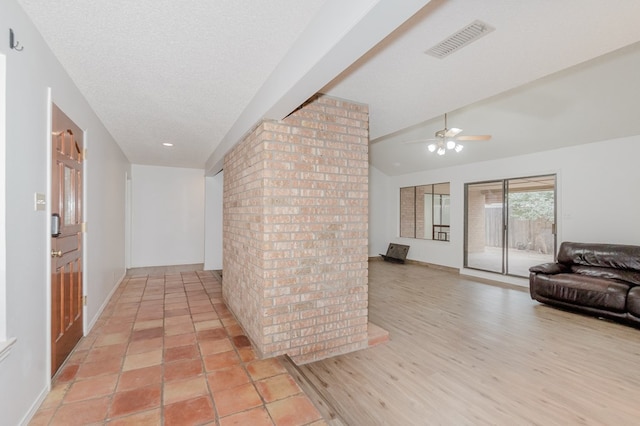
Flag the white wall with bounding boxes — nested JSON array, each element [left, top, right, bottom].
[[0, 1, 130, 424], [368, 165, 392, 257], [131, 165, 204, 268], [84, 129, 130, 330], [204, 172, 223, 270], [0, 52, 7, 344], [372, 136, 640, 285]]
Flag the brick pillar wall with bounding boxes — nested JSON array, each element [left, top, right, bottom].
[[415, 185, 430, 239], [399, 187, 415, 238], [222, 127, 266, 345], [223, 94, 369, 363], [467, 190, 486, 253]]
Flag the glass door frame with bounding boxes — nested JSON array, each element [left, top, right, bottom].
[[464, 174, 557, 278]]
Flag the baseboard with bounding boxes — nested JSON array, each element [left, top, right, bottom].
[[370, 256, 459, 274], [0, 337, 17, 364], [86, 270, 126, 334], [211, 269, 222, 282], [404, 258, 459, 274], [459, 273, 529, 292], [126, 263, 204, 276], [369, 256, 530, 291], [19, 385, 48, 426]]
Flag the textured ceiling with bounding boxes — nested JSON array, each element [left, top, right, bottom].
[[16, 0, 640, 174], [17, 0, 326, 168]]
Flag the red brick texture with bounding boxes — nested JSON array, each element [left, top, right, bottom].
[[400, 186, 416, 238], [223, 94, 369, 363], [466, 189, 486, 253]]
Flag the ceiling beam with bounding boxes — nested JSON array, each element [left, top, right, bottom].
[[205, 0, 432, 175]]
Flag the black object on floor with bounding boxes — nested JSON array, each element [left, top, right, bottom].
[[380, 243, 410, 264]]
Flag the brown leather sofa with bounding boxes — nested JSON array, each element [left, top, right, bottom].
[[529, 241, 640, 326]]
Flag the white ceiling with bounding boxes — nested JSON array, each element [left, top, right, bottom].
[[16, 0, 640, 175]]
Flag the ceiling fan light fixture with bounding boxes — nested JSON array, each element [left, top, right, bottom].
[[411, 113, 490, 157]]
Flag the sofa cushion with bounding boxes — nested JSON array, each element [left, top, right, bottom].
[[627, 287, 640, 317], [529, 262, 569, 275], [531, 273, 629, 312], [557, 242, 640, 271], [570, 265, 640, 286]]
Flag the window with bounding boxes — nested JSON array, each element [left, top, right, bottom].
[[464, 175, 556, 277], [400, 182, 450, 241]]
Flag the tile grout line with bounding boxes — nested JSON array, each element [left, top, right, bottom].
[[31, 270, 327, 426]]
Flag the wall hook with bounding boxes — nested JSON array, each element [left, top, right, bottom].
[[9, 29, 24, 52]]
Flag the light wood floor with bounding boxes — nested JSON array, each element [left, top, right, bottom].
[[299, 260, 640, 425]]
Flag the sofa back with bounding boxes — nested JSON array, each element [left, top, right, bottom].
[[558, 241, 640, 272]]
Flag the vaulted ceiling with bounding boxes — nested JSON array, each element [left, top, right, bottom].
[[17, 0, 640, 175]]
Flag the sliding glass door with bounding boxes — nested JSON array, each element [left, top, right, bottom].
[[464, 175, 556, 277], [465, 181, 504, 273]]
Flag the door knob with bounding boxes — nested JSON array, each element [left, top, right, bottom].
[[51, 249, 62, 258]]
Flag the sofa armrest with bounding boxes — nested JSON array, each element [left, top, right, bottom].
[[529, 262, 568, 275]]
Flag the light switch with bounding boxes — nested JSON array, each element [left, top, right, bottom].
[[34, 193, 46, 211]]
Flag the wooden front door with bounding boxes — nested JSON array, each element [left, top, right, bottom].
[[51, 104, 84, 376]]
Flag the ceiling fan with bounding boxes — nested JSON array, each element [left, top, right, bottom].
[[406, 113, 491, 155]]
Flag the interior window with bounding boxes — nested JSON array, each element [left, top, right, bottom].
[[400, 182, 450, 241]]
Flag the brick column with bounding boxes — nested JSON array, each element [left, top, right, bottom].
[[415, 184, 430, 239], [400, 187, 415, 238], [467, 190, 486, 253], [223, 94, 369, 363]]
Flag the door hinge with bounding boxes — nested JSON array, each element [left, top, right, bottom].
[[84, 295, 87, 306], [81, 222, 87, 233]]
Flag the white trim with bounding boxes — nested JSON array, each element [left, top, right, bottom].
[[0, 336, 16, 364], [18, 383, 48, 426], [46, 89, 53, 381], [0, 52, 7, 343], [460, 268, 529, 288], [85, 271, 126, 333], [82, 127, 88, 334]]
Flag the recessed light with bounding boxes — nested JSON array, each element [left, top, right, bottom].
[[162, 143, 174, 147]]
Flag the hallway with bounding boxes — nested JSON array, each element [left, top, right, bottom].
[[30, 270, 324, 425]]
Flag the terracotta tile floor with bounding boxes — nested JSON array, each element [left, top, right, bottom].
[[30, 270, 325, 426]]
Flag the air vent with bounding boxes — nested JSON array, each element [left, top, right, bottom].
[[425, 20, 495, 59]]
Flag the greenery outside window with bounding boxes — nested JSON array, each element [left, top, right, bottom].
[[464, 174, 556, 277]]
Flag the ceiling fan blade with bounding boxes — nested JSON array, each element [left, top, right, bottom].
[[404, 138, 438, 144], [456, 135, 492, 141], [445, 127, 462, 138]]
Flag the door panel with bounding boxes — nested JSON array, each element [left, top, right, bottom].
[[51, 104, 84, 376], [505, 176, 556, 276], [465, 180, 504, 273], [464, 175, 556, 278], [55, 233, 80, 254]]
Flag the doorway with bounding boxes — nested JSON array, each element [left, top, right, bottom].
[[464, 174, 556, 277], [50, 104, 84, 376]]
